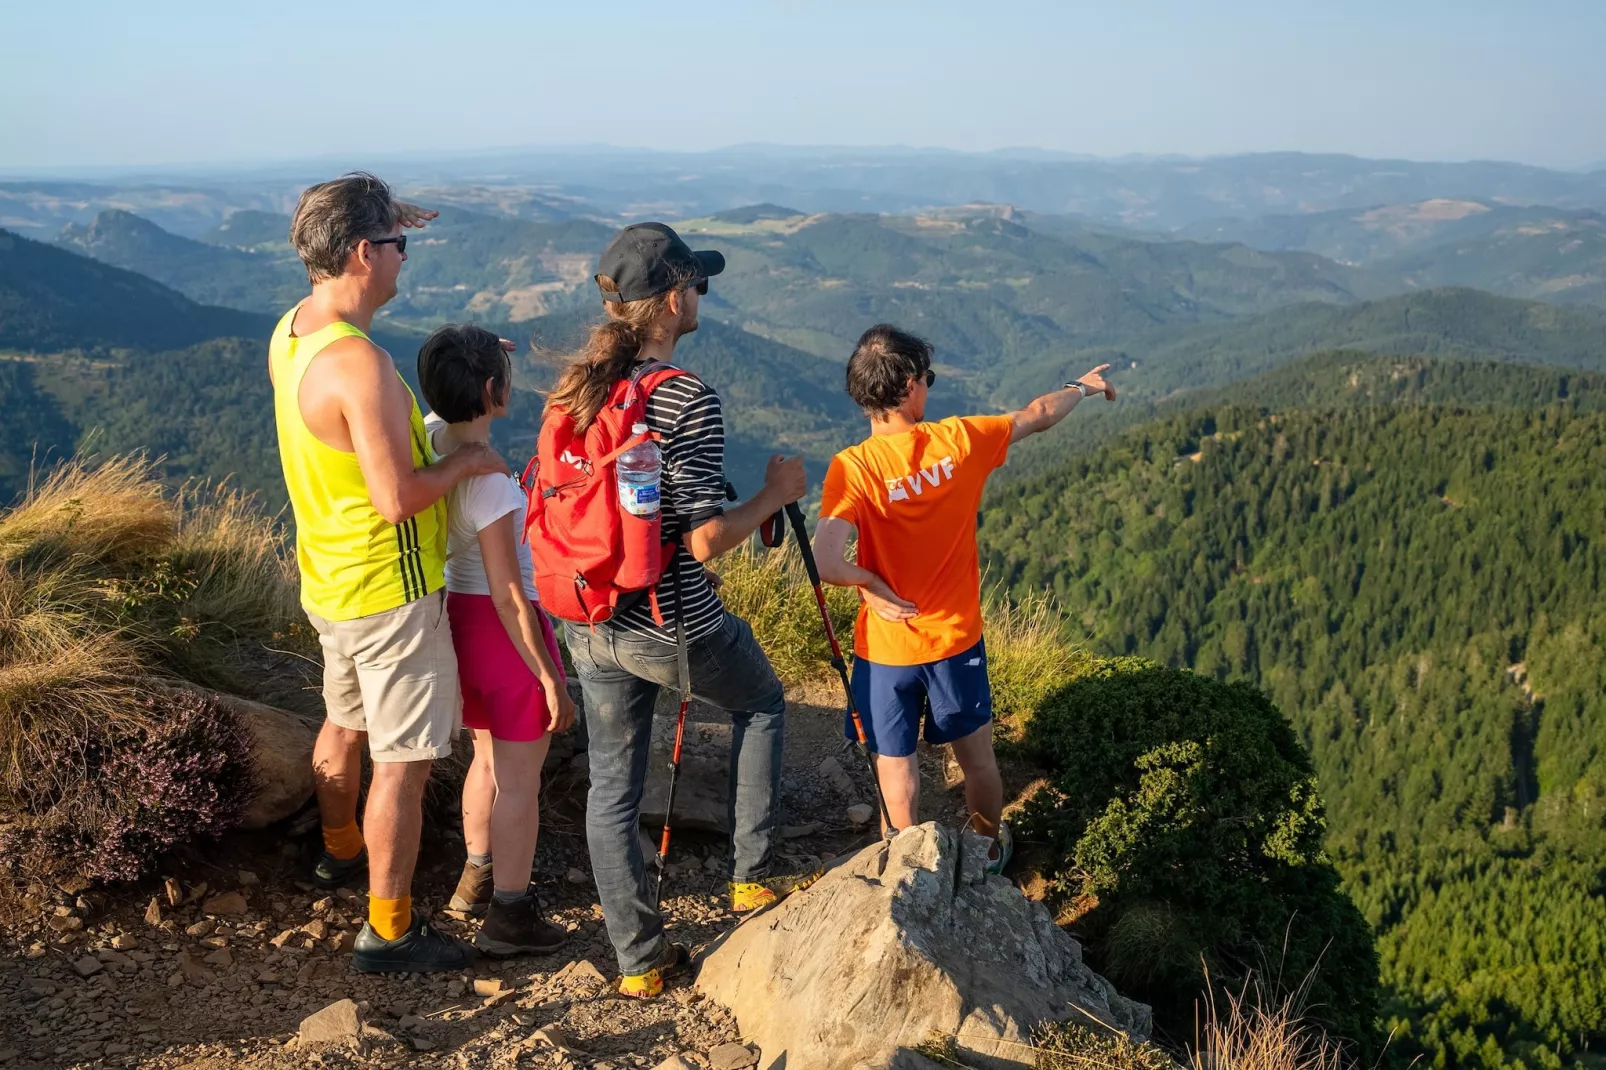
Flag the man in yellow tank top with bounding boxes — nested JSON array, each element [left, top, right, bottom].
[[272, 172, 508, 973]]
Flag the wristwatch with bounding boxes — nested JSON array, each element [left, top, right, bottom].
[[1065, 381, 1091, 399]]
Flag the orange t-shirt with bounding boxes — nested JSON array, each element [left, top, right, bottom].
[[819, 414, 1013, 666]]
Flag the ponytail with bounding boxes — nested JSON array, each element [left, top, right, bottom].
[[544, 277, 687, 433]]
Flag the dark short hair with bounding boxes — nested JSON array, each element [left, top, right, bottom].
[[289, 171, 400, 283], [846, 324, 932, 416], [418, 324, 511, 424]]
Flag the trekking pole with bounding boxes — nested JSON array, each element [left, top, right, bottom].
[[778, 502, 895, 831], [654, 566, 693, 909]]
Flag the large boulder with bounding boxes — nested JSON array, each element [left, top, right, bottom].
[[695, 822, 1150, 1070], [207, 691, 318, 830], [640, 720, 732, 834]]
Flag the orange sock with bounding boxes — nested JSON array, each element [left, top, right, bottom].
[[368, 895, 411, 942], [322, 820, 364, 861]]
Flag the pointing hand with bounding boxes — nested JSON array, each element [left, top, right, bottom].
[[1076, 364, 1116, 401]]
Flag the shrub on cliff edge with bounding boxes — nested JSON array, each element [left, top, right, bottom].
[[1016, 658, 1382, 1057]]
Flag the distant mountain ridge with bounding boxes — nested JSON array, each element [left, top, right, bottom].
[[6, 149, 1606, 237], [681, 208, 1394, 368], [197, 209, 296, 250], [51, 207, 612, 328], [57, 209, 306, 314]]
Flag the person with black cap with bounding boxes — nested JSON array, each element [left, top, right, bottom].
[[544, 222, 809, 998]]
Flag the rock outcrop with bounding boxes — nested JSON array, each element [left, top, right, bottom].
[[219, 692, 319, 830], [641, 720, 733, 834], [696, 822, 1149, 1070]]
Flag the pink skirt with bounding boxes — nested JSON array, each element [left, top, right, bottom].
[[445, 592, 565, 742]]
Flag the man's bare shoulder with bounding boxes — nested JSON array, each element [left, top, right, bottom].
[[309, 335, 395, 383]]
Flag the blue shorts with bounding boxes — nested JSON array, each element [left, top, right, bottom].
[[848, 639, 993, 758]]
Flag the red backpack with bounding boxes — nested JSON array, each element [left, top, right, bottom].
[[522, 362, 690, 626]]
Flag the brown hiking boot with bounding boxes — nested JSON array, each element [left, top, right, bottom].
[[448, 859, 493, 917], [474, 892, 568, 957]]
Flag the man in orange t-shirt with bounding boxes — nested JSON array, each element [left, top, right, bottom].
[[814, 324, 1115, 871]]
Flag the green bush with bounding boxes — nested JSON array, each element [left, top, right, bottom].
[[1017, 657, 1381, 1057]]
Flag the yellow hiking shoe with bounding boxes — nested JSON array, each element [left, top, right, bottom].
[[617, 942, 689, 999], [729, 868, 824, 914]]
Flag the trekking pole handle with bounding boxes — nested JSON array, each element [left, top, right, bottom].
[[760, 510, 785, 549], [783, 502, 822, 586]]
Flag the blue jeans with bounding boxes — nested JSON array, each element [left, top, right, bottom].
[[566, 612, 786, 975]]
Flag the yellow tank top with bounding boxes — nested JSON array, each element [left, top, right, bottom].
[[270, 305, 446, 621]]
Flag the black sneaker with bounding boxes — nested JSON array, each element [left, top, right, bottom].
[[351, 912, 478, 974], [312, 848, 367, 890], [475, 892, 568, 957]]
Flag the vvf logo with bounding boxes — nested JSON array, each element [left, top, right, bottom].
[[886, 456, 956, 502]]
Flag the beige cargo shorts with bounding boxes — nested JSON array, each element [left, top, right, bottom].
[[306, 589, 460, 762]]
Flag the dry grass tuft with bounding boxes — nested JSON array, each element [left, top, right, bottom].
[[0, 455, 302, 887], [1033, 1021, 1178, 1070], [1185, 972, 1352, 1070], [713, 540, 858, 686], [1032, 972, 1355, 1070], [983, 590, 1091, 727], [0, 454, 176, 568]]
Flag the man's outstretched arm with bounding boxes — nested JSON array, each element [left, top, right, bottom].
[[1008, 363, 1117, 443], [814, 516, 918, 622], [334, 338, 508, 524]]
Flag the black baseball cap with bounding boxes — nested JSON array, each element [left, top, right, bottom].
[[595, 222, 725, 303]]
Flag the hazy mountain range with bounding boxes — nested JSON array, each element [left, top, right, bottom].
[[5, 148, 1606, 240]]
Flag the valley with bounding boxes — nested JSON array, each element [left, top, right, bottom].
[[5, 147, 1606, 1069]]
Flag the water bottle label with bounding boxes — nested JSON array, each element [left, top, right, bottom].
[[621, 481, 660, 517]]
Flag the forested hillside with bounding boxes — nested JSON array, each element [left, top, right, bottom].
[[978, 388, 1606, 1067], [1002, 347, 1606, 484], [0, 228, 271, 352], [987, 287, 1606, 408]]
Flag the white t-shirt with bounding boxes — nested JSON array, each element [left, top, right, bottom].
[[425, 414, 538, 600]]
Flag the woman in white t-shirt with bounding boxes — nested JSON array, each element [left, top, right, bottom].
[[418, 324, 575, 957]]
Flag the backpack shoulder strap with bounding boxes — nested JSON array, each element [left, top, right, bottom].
[[623, 362, 695, 409]]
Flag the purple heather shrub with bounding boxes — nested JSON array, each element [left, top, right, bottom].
[[86, 690, 256, 882], [0, 689, 256, 886]]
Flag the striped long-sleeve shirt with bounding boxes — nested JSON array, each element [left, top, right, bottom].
[[608, 366, 728, 644]]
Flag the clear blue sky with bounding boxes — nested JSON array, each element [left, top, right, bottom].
[[5, 0, 1604, 173]]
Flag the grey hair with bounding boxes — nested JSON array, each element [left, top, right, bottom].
[[288, 171, 400, 283]]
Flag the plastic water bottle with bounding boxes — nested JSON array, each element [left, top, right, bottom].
[[616, 423, 662, 519]]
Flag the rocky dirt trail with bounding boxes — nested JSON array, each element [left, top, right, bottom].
[[0, 684, 967, 1069]]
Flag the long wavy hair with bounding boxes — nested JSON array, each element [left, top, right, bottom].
[[544, 274, 694, 433]]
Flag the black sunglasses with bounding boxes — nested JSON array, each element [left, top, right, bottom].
[[923, 369, 936, 387], [688, 277, 709, 296], [369, 235, 407, 254]]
